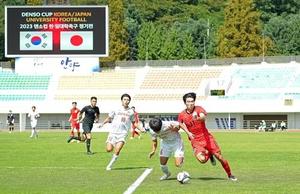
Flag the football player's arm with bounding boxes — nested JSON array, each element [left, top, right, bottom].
[[102, 116, 112, 125], [78, 112, 85, 123], [179, 123, 194, 140], [149, 138, 157, 158], [193, 111, 206, 121], [68, 111, 72, 122], [133, 121, 146, 133], [94, 111, 100, 123]]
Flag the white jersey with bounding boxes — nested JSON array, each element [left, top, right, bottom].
[[28, 111, 40, 128], [149, 121, 181, 144], [149, 121, 184, 158], [109, 106, 135, 135]]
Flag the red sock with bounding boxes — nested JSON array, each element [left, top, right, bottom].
[[220, 159, 232, 177], [70, 130, 74, 137]]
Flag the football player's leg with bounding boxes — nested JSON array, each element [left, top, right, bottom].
[[106, 134, 115, 152], [160, 156, 171, 180], [106, 141, 124, 170], [85, 130, 92, 154], [192, 141, 210, 163], [67, 128, 75, 143], [174, 141, 184, 167], [159, 145, 172, 180], [76, 127, 81, 140], [213, 151, 237, 181]]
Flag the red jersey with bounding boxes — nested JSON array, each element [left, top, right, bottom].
[[70, 108, 80, 120], [132, 111, 139, 129], [178, 106, 209, 138]]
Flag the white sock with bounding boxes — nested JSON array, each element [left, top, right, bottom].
[[107, 154, 118, 168], [30, 129, 35, 137], [160, 165, 169, 174]]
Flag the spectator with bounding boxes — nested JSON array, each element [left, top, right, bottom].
[[280, 121, 287, 131], [270, 122, 277, 132], [7, 110, 15, 133], [258, 120, 266, 132]]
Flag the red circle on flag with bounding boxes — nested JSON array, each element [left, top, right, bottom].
[[31, 36, 42, 45], [70, 35, 83, 46]]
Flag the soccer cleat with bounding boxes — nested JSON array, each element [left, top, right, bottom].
[[228, 175, 238, 181], [160, 172, 171, 181], [106, 166, 112, 171], [210, 155, 216, 166], [86, 151, 94, 155], [67, 137, 73, 143]]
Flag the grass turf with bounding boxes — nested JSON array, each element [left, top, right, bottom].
[[0, 130, 299, 194]]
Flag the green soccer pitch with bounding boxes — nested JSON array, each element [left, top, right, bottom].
[[0, 131, 299, 194]]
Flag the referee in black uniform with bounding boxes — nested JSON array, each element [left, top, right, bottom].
[[78, 96, 100, 155]]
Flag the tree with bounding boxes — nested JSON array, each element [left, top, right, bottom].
[[264, 14, 300, 55], [255, 0, 300, 22], [101, 0, 129, 64], [136, 22, 163, 60], [179, 32, 198, 59], [217, 0, 270, 58], [124, 2, 142, 60]]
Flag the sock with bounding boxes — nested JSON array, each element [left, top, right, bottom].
[[77, 132, 81, 140], [70, 130, 74, 137], [220, 159, 232, 177], [86, 139, 91, 152], [107, 154, 118, 168], [34, 129, 38, 138], [31, 129, 35, 137], [160, 165, 169, 174]]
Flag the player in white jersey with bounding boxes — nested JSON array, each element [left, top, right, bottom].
[[28, 106, 40, 139], [148, 118, 194, 180], [102, 94, 145, 170]]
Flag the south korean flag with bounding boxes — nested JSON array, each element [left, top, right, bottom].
[[19, 31, 53, 50]]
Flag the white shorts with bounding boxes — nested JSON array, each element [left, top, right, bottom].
[[160, 138, 184, 158], [106, 133, 127, 147], [31, 121, 37, 128]]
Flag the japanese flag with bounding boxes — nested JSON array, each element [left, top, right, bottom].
[[60, 31, 93, 50], [20, 31, 53, 50]]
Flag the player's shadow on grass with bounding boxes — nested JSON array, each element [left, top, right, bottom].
[[113, 166, 149, 170], [193, 177, 226, 181]]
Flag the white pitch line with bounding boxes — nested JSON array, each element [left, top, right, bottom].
[[123, 168, 153, 194]]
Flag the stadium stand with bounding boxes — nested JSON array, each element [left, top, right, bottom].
[[0, 72, 50, 90], [140, 68, 222, 89], [2, 59, 300, 130]]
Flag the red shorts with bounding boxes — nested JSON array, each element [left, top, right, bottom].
[[71, 121, 80, 130], [190, 133, 220, 156]]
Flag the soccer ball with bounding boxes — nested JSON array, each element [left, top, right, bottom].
[[177, 171, 190, 184]]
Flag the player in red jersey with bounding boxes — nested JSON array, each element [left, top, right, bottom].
[[178, 92, 237, 181], [130, 106, 141, 139], [67, 102, 81, 143]]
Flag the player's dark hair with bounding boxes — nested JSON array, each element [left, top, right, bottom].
[[121, 93, 131, 101], [149, 118, 162, 132], [72, 102, 77, 105], [32, 106, 36, 109], [131, 106, 135, 109], [90, 96, 97, 101], [183, 92, 196, 103]]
